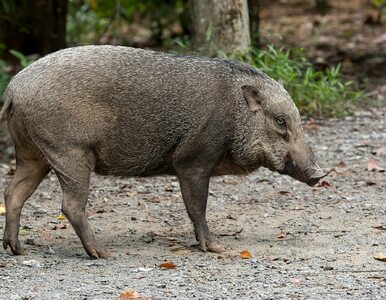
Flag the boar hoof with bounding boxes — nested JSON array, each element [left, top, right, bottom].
[[199, 239, 225, 253], [87, 247, 111, 259], [3, 239, 27, 256]]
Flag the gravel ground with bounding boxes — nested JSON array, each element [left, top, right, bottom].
[[0, 110, 385, 300]]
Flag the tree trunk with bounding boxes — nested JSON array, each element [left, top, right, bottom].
[[248, 0, 260, 46], [315, 0, 331, 14], [190, 0, 251, 56], [0, 0, 68, 59]]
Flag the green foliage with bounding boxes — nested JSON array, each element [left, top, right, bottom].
[[67, 0, 188, 46], [0, 58, 10, 98], [371, 0, 386, 22], [372, 0, 386, 7], [9, 50, 33, 68], [0, 0, 16, 13], [0, 50, 34, 102], [234, 46, 363, 117]]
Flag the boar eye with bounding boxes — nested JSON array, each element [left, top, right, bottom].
[[276, 117, 286, 127]]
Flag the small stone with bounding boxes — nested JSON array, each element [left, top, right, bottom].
[[23, 224, 33, 230], [25, 237, 35, 245], [22, 260, 41, 268]]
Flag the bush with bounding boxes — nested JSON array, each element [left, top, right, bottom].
[[233, 45, 363, 117], [0, 50, 34, 102], [0, 58, 10, 98]]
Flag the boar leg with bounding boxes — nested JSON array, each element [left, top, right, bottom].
[[3, 151, 50, 255], [49, 150, 109, 259], [55, 165, 109, 259], [177, 174, 225, 253]]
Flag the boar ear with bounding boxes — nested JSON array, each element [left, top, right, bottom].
[[242, 85, 262, 113]]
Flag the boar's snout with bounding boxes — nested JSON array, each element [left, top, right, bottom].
[[282, 150, 326, 187], [305, 167, 326, 186]]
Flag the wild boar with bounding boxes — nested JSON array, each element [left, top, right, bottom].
[[0, 46, 325, 258]]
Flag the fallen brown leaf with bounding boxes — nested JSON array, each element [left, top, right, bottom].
[[368, 276, 386, 282], [150, 196, 160, 203], [164, 186, 173, 192], [7, 168, 15, 176], [374, 252, 386, 262], [278, 190, 291, 195], [366, 181, 377, 186], [277, 232, 286, 239], [240, 250, 252, 259], [318, 180, 331, 188], [159, 262, 177, 269], [169, 244, 191, 255], [372, 224, 386, 230], [367, 159, 385, 172], [219, 228, 243, 237], [120, 290, 140, 299], [335, 161, 346, 168]]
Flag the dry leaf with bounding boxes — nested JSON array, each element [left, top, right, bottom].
[[277, 232, 286, 239], [164, 186, 173, 192], [120, 290, 140, 299], [372, 224, 386, 230], [335, 161, 346, 168], [318, 180, 331, 188], [7, 168, 15, 176], [367, 159, 385, 172], [0, 204, 6, 216], [368, 276, 386, 282], [126, 191, 138, 197], [278, 190, 291, 195], [374, 252, 386, 262], [174, 249, 191, 255], [366, 181, 377, 186], [57, 214, 65, 221], [169, 245, 191, 255], [240, 250, 252, 259], [219, 228, 243, 237], [159, 262, 177, 269]]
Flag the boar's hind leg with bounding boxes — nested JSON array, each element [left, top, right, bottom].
[[3, 151, 50, 255], [175, 164, 225, 253], [53, 152, 109, 259]]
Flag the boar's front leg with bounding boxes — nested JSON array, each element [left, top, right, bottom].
[[177, 174, 224, 253]]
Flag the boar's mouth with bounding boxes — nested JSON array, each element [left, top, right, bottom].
[[281, 160, 326, 187]]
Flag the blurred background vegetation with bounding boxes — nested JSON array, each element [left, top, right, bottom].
[[0, 0, 385, 116]]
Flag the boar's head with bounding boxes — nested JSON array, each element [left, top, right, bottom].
[[238, 81, 326, 186]]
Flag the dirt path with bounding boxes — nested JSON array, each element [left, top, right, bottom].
[[0, 110, 385, 300]]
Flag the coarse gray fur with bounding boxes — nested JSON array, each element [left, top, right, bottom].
[[1, 46, 325, 258]]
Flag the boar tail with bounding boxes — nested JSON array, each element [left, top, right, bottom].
[[0, 87, 12, 121]]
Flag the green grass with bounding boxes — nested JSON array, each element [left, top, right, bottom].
[[233, 45, 363, 117]]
